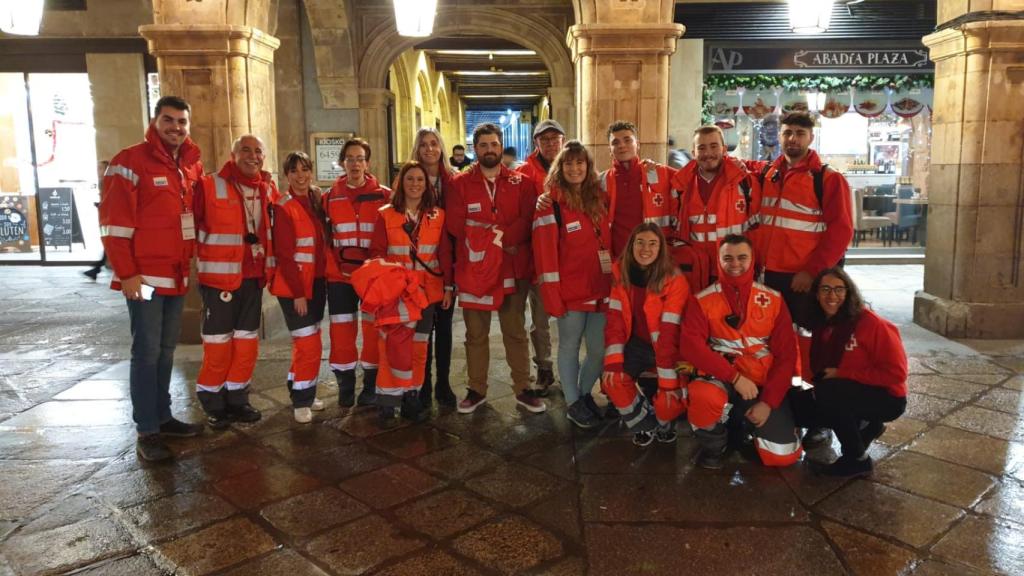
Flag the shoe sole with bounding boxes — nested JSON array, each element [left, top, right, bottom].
[[567, 415, 597, 429], [159, 429, 203, 438], [656, 435, 677, 444], [633, 437, 654, 447], [136, 446, 173, 462], [457, 399, 487, 414], [516, 400, 547, 414]]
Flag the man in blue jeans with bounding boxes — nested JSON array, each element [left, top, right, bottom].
[[99, 96, 206, 461]]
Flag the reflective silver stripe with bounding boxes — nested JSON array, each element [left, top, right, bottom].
[[295, 253, 314, 263], [605, 344, 624, 355], [418, 244, 437, 254], [359, 222, 375, 232], [644, 215, 672, 227], [359, 360, 378, 369], [538, 272, 560, 284], [657, 367, 677, 379], [762, 196, 822, 216], [690, 231, 705, 242], [756, 437, 802, 456], [413, 332, 430, 342], [747, 336, 769, 346], [647, 168, 658, 183], [234, 329, 258, 340], [661, 312, 681, 324], [388, 246, 411, 255], [697, 283, 722, 298], [224, 380, 250, 390], [291, 378, 317, 391], [468, 249, 486, 263], [459, 293, 494, 305], [465, 219, 491, 228], [334, 223, 358, 233], [624, 399, 651, 429], [397, 300, 411, 322], [105, 164, 139, 185], [760, 215, 826, 233], [706, 213, 718, 224], [359, 239, 371, 248], [608, 299, 623, 311], [100, 225, 135, 239], [362, 312, 375, 322], [197, 261, 242, 274], [710, 336, 745, 351], [533, 214, 557, 230], [333, 238, 359, 247], [214, 175, 228, 200], [291, 325, 319, 338], [688, 215, 705, 224], [295, 236, 315, 247], [140, 274, 176, 289], [331, 361, 358, 371], [390, 366, 413, 380], [503, 278, 516, 288], [202, 333, 232, 344], [197, 383, 224, 393], [716, 224, 744, 236], [753, 348, 771, 359], [198, 231, 244, 246], [331, 313, 355, 323]]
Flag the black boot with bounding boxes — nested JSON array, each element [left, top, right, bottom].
[[435, 378, 457, 408], [378, 405, 400, 428], [357, 369, 377, 406], [401, 391, 430, 423], [336, 369, 356, 407], [420, 378, 433, 410]]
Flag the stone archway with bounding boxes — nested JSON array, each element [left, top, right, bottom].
[[357, 5, 576, 174], [301, 0, 359, 108]]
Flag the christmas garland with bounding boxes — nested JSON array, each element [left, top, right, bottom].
[[701, 74, 934, 123]]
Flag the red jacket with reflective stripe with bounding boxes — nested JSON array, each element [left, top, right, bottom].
[[531, 186, 612, 317], [819, 308, 908, 398], [682, 282, 796, 409], [748, 151, 853, 275], [268, 191, 318, 299], [603, 161, 678, 257], [194, 164, 275, 291], [323, 174, 391, 283], [516, 151, 549, 195], [671, 156, 758, 267], [604, 267, 689, 390], [99, 125, 203, 296], [446, 164, 537, 310], [370, 205, 453, 304], [351, 259, 429, 328]]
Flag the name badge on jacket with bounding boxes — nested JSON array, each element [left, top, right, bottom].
[[153, 176, 169, 187], [566, 221, 582, 233], [468, 202, 482, 214]]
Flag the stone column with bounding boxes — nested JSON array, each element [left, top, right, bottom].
[[359, 89, 395, 182], [86, 54, 148, 165], [139, 1, 280, 343], [548, 85, 577, 139], [914, 14, 1024, 338], [669, 38, 704, 148], [567, 2, 683, 171]]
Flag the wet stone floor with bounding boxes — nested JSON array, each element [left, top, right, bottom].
[[2, 267, 1024, 575]]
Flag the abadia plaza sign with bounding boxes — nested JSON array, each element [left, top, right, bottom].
[[707, 46, 932, 73]]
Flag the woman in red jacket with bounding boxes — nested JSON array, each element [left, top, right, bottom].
[[269, 152, 328, 423], [369, 161, 453, 425], [793, 267, 908, 477], [532, 140, 611, 429], [601, 223, 689, 447]]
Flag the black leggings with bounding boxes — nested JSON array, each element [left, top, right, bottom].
[[790, 378, 906, 458], [424, 300, 454, 388]]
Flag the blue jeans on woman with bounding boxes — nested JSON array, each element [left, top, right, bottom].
[[126, 294, 184, 434], [556, 311, 606, 406]]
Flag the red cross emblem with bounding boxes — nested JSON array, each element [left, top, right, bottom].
[[755, 292, 771, 308], [508, 173, 522, 185], [735, 198, 747, 213], [427, 209, 439, 220], [845, 336, 858, 352], [652, 193, 664, 207]]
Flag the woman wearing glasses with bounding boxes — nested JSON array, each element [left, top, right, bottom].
[[796, 267, 908, 477]]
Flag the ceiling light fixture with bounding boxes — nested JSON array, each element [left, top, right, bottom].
[[451, 71, 545, 77], [393, 0, 436, 38], [462, 94, 543, 99], [788, 0, 834, 35], [433, 49, 537, 56], [0, 0, 44, 36]]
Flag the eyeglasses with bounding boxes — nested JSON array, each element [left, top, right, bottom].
[[818, 285, 847, 296], [538, 136, 562, 145], [343, 156, 367, 164]]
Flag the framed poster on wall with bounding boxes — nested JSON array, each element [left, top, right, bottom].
[[310, 132, 353, 186]]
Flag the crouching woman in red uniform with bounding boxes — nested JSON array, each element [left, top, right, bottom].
[[791, 267, 908, 477], [269, 152, 329, 424], [601, 223, 690, 447], [369, 161, 453, 425]]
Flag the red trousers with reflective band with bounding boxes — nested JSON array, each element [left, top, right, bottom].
[[374, 305, 436, 406], [196, 279, 262, 412], [278, 278, 327, 408], [327, 281, 379, 373]]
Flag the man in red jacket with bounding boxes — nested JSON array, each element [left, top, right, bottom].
[[99, 96, 205, 461], [516, 119, 565, 396], [193, 134, 276, 429], [447, 123, 544, 414], [681, 234, 802, 469]]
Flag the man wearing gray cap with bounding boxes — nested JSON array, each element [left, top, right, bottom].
[[517, 119, 566, 397]]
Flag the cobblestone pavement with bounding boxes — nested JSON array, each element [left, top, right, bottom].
[[1, 266, 1023, 575]]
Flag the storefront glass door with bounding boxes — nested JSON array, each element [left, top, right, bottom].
[[0, 72, 101, 263]]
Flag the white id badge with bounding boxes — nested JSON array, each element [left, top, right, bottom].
[[598, 249, 612, 274], [140, 284, 155, 301], [180, 212, 196, 240]]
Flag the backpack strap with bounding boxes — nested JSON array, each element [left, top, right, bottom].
[[813, 163, 829, 207]]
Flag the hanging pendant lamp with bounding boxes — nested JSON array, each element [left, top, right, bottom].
[[789, 0, 834, 35], [393, 0, 437, 38]]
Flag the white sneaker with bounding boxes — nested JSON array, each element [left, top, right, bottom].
[[294, 407, 313, 423], [311, 398, 325, 411]]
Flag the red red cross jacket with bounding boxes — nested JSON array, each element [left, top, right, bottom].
[[815, 308, 908, 398]]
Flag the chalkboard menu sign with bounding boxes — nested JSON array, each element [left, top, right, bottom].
[[41, 187, 74, 250], [0, 196, 31, 252]]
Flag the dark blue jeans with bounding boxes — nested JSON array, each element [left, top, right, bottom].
[[126, 294, 184, 434]]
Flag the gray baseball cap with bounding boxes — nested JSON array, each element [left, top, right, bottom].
[[533, 119, 566, 138]]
